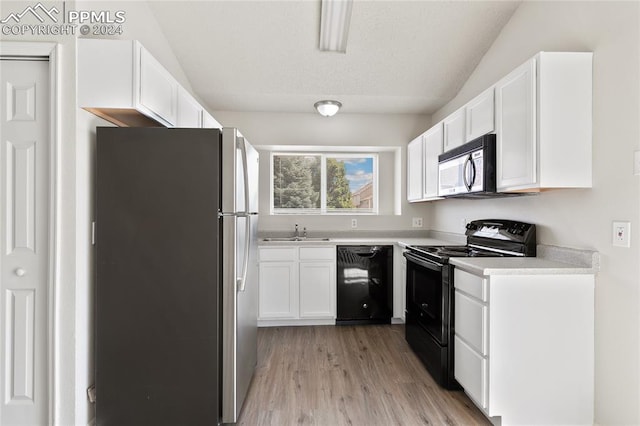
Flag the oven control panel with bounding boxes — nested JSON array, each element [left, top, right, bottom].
[[465, 219, 536, 255]]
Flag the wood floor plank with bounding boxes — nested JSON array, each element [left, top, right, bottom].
[[238, 325, 490, 426]]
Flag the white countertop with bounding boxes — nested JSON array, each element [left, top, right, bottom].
[[258, 237, 456, 247], [450, 256, 597, 275], [258, 236, 599, 276]]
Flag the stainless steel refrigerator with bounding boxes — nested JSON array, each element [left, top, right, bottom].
[[95, 127, 258, 425]]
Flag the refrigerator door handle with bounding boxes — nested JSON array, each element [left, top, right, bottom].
[[237, 137, 251, 292], [238, 137, 251, 213], [237, 215, 251, 292]]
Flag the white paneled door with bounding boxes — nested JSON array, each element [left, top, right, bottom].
[[0, 58, 49, 426]]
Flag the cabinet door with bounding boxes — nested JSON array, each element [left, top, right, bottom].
[[258, 262, 298, 319], [443, 108, 466, 151], [423, 123, 443, 199], [466, 88, 495, 142], [407, 135, 424, 202], [495, 59, 536, 190], [299, 261, 335, 318], [176, 87, 202, 128], [138, 47, 178, 126]]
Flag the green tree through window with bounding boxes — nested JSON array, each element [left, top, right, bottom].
[[272, 153, 376, 214], [273, 155, 320, 208], [326, 158, 354, 209]]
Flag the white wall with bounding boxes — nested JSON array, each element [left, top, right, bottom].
[[428, 2, 640, 424], [213, 111, 433, 233]]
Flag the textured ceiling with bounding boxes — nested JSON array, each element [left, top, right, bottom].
[[148, 1, 521, 115]]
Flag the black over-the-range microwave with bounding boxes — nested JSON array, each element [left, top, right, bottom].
[[436, 134, 523, 198]]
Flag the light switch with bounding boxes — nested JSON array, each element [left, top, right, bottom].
[[612, 221, 631, 247]]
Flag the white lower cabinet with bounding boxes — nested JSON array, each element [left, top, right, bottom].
[[299, 261, 335, 318], [258, 261, 298, 319], [392, 245, 407, 321], [453, 267, 594, 425], [259, 246, 336, 326], [454, 336, 487, 409]]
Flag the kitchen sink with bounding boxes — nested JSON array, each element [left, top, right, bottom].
[[261, 237, 331, 242]]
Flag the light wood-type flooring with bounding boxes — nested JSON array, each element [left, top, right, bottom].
[[237, 325, 491, 425]]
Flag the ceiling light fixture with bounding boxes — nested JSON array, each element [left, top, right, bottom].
[[314, 100, 342, 117], [319, 0, 353, 53]]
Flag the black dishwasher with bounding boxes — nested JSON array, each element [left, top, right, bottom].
[[336, 245, 393, 325]]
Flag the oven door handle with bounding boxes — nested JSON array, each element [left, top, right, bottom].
[[403, 251, 443, 271]]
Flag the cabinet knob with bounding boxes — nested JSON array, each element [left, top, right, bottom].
[[362, 303, 368, 309], [15, 268, 26, 277]]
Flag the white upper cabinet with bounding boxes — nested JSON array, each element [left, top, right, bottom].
[[465, 87, 495, 142], [406, 124, 443, 203], [495, 52, 593, 192], [78, 39, 222, 129], [443, 107, 466, 151], [138, 46, 178, 126], [406, 50, 592, 202], [407, 134, 424, 202], [423, 123, 443, 200], [176, 86, 203, 128], [495, 59, 536, 190]]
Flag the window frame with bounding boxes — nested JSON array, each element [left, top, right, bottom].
[[270, 151, 379, 215]]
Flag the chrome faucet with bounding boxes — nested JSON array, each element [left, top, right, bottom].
[[294, 223, 299, 239]]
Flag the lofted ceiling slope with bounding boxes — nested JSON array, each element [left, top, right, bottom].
[[148, 0, 521, 115]]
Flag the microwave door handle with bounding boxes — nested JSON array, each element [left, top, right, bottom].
[[470, 155, 477, 189], [463, 154, 473, 191]]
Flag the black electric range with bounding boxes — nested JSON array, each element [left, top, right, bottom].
[[403, 219, 536, 389]]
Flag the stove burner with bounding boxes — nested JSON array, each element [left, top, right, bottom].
[[409, 245, 503, 260]]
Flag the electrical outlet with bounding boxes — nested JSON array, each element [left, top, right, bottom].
[[612, 221, 631, 247], [351, 218, 358, 229], [634, 150, 640, 176], [412, 217, 423, 228]]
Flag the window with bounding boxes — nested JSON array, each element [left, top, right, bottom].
[[271, 152, 378, 214]]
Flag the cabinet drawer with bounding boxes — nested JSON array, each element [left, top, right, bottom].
[[455, 291, 487, 355], [299, 247, 335, 261], [454, 269, 487, 301], [259, 247, 297, 262], [454, 336, 487, 409]]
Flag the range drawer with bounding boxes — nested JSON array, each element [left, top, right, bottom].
[[454, 290, 488, 355], [454, 336, 487, 409]]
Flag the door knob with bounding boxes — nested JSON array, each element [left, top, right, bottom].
[[15, 268, 26, 277]]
